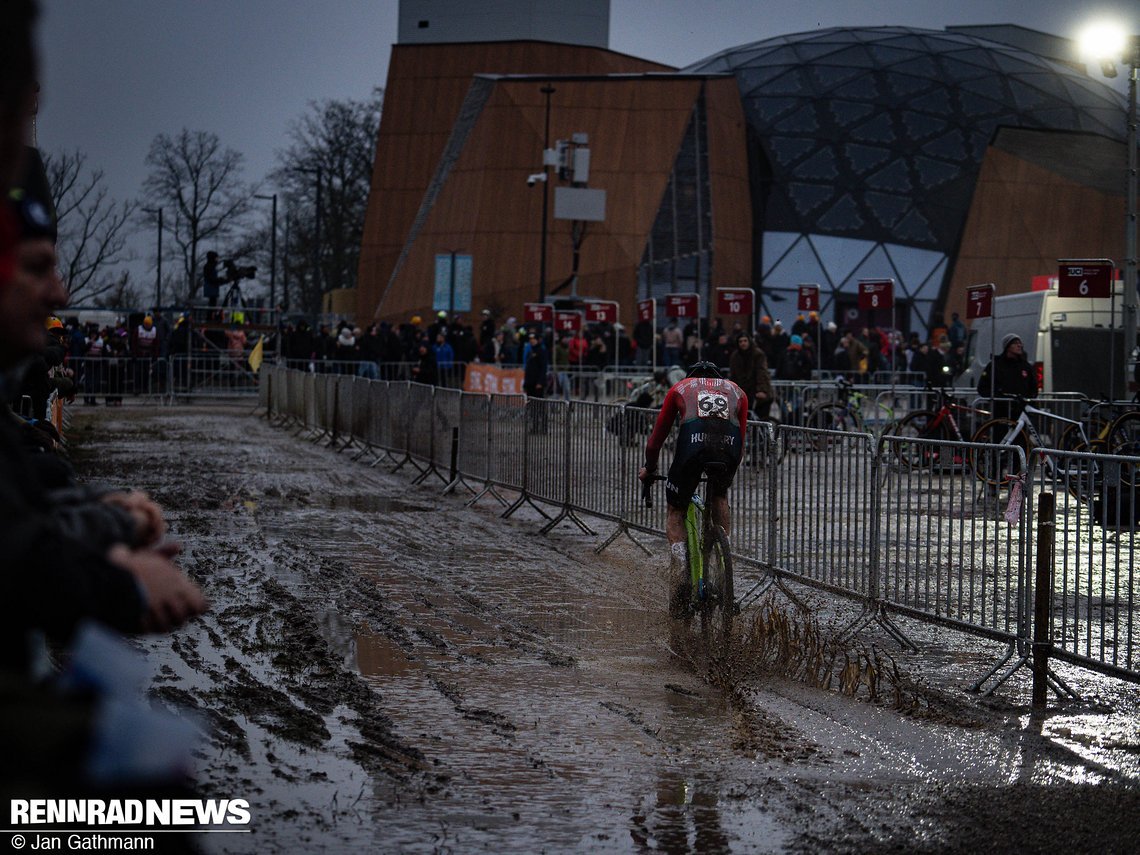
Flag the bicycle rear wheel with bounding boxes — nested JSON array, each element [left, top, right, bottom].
[[893, 410, 947, 470], [1107, 411, 1140, 486], [1060, 438, 1105, 502], [969, 418, 1026, 487], [1060, 418, 1106, 453], [808, 404, 861, 450], [699, 525, 735, 650]]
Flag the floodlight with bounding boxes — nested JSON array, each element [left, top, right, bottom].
[[1077, 22, 1127, 62]]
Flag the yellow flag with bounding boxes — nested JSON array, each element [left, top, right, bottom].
[[248, 335, 265, 373]]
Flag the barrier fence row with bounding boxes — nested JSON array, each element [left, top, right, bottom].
[[261, 365, 1140, 693]]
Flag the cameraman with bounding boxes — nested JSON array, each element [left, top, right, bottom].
[[202, 250, 222, 307]]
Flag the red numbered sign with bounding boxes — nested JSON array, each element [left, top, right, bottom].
[[554, 311, 582, 333], [966, 285, 993, 319], [665, 293, 699, 319], [858, 279, 894, 310], [1058, 261, 1113, 299], [523, 303, 554, 324], [716, 288, 754, 316], [637, 298, 655, 323], [584, 301, 618, 324], [797, 285, 820, 312]]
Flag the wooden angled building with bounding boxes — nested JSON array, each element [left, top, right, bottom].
[[357, 41, 752, 326]]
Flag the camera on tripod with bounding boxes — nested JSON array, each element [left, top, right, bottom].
[[223, 259, 257, 283]]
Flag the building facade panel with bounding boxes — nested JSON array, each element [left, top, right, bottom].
[[358, 41, 673, 322], [945, 140, 1124, 317], [373, 77, 724, 322]]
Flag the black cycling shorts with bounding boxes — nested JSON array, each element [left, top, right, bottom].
[[664, 421, 741, 510]]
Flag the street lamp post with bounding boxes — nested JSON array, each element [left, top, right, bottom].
[[539, 84, 555, 304], [293, 166, 323, 304], [1126, 35, 1138, 379], [1081, 24, 1138, 386], [142, 207, 162, 308], [254, 193, 278, 309], [282, 211, 291, 313]]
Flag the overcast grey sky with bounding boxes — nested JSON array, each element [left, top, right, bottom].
[[33, 0, 1135, 297]]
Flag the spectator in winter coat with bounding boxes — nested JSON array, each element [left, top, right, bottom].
[[977, 333, 1037, 418], [728, 334, 773, 418], [412, 340, 439, 386], [777, 334, 813, 381]]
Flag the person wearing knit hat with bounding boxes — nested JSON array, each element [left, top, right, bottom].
[[977, 331, 1035, 418], [1, 190, 64, 364], [777, 330, 813, 382]]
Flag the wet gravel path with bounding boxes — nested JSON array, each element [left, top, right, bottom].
[[67, 401, 1140, 853]]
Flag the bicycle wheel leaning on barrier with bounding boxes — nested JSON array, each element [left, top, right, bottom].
[[1107, 410, 1140, 486], [968, 417, 1026, 488], [807, 403, 862, 450], [971, 414, 1093, 501], [747, 419, 783, 466], [893, 409, 950, 470]]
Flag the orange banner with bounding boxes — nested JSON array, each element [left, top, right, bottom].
[[463, 363, 525, 395]]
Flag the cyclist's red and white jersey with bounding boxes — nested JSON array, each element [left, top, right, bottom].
[[645, 377, 748, 469]]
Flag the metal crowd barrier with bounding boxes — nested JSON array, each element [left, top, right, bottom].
[[1030, 446, 1140, 681], [262, 367, 1140, 690], [69, 356, 174, 404], [876, 434, 1029, 643]]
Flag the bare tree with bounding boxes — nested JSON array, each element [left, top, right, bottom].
[[270, 89, 382, 314], [94, 271, 142, 310], [44, 149, 136, 305], [140, 129, 253, 301]]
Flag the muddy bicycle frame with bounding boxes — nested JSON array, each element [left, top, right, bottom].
[[921, 388, 988, 442], [642, 466, 735, 639]]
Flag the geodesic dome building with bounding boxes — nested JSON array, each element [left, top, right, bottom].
[[684, 25, 1129, 332]]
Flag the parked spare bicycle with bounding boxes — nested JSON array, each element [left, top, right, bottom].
[[893, 384, 989, 470], [969, 397, 1095, 499], [805, 376, 900, 449]]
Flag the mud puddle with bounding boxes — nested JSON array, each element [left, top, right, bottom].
[[67, 402, 1140, 853]]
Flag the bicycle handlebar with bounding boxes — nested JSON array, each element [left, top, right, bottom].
[[641, 473, 666, 507]]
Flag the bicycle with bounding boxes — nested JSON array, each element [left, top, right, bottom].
[[968, 399, 1095, 500], [1104, 407, 1140, 485], [893, 385, 990, 470], [642, 466, 735, 646], [806, 376, 899, 449]]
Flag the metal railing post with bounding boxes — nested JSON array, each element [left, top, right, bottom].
[[1032, 491, 1055, 708]]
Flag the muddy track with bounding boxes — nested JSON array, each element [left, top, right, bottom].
[[67, 402, 1140, 853]]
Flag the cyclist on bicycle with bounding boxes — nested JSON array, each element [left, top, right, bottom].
[[638, 361, 749, 616]]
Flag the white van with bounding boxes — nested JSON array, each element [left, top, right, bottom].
[[961, 280, 1129, 397]]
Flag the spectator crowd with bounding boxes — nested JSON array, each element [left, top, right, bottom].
[[273, 305, 973, 396]]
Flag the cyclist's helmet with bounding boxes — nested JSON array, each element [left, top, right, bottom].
[[686, 361, 723, 379]]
